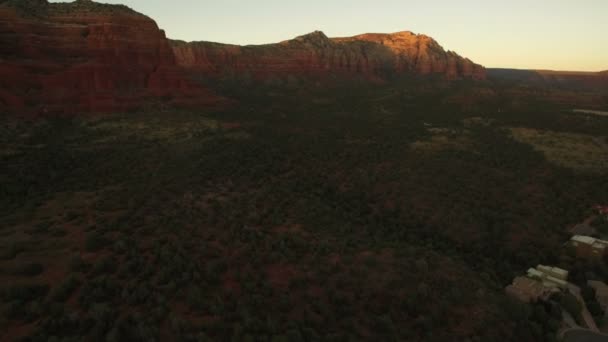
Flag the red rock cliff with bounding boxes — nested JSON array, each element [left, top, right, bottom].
[[0, 0, 486, 115], [170, 30, 486, 82], [0, 0, 221, 115], [336, 32, 486, 80]]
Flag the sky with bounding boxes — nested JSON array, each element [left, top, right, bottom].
[[51, 0, 608, 71]]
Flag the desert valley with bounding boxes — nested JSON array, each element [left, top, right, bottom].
[[1, 1, 608, 341]]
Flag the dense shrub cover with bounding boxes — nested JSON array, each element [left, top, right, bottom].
[[1, 79, 607, 340]]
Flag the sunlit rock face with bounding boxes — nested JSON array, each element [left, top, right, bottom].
[[334, 31, 485, 79], [0, 0, 486, 115], [170, 30, 486, 82]]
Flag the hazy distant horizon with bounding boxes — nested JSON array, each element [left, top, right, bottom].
[[49, 0, 608, 72]]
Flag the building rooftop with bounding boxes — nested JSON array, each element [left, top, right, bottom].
[[572, 235, 598, 245], [509, 265, 572, 303], [571, 235, 608, 250], [537, 265, 569, 279], [525, 265, 569, 289], [544, 276, 568, 287], [527, 268, 544, 279]]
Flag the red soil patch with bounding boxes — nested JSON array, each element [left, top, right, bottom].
[[358, 250, 374, 258], [505, 225, 534, 249], [40, 262, 68, 285], [328, 253, 341, 266], [220, 122, 242, 130], [1, 322, 36, 342], [221, 271, 241, 296], [450, 304, 487, 336], [273, 224, 306, 235], [265, 263, 298, 290], [307, 284, 324, 298]]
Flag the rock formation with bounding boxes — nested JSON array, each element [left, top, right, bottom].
[[0, 0, 222, 115], [0, 0, 486, 115], [333, 31, 485, 79], [170, 30, 486, 83]]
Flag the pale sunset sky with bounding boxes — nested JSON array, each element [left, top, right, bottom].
[[51, 0, 608, 71]]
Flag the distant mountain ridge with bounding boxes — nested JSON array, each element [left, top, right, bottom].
[[488, 68, 608, 92], [170, 30, 486, 82], [0, 0, 479, 115], [0, 0, 143, 18]]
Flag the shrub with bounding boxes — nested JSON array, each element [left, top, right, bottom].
[[78, 276, 120, 307], [85, 233, 110, 252], [51, 227, 68, 237], [92, 256, 117, 275], [0, 243, 23, 260], [588, 301, 603, 317], [12, 263, 44, 277], [560, 292, 582, 322], [2, 283, 49, 302], [205, 259, 227, 283], [581, 285, 596, 301], [50, 275, 81, 302], [65, 211, 79, 221], [271, 335, 289, 342], [69, 255, 89, 273], [286, 329, 305, 342], [26, 221, 52, 234]]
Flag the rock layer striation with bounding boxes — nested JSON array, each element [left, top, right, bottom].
[[0, 0, 486, 115], [0, 0, 222, 115], [170, 31, 486, 82]]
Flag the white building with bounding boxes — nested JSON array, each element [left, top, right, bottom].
[[570, 235, 608, 258], [526, 265, 569, 290], [537, 265, 569, 281], [507, 265, 571, 303]]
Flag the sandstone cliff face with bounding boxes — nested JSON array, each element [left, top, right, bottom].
[[334, 32, 485, 79], [0, 0, 486, 116], [0, 0, 221, 115], [170, 31, 486, 82]]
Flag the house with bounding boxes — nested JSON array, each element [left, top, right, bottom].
[[506, 265, 570, 303], [537, 265, 569, 281], [588, 280, 608, 313], [527, 265, 569, 289], [506, 276, 559, 303], [570, 235, 608, 258]]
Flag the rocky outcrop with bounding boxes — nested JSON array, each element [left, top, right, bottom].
[[333, 32, 485, 79], [0, 0, 486, 115], [170, 30, 486, 82], [0, 0, 222, 115]]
